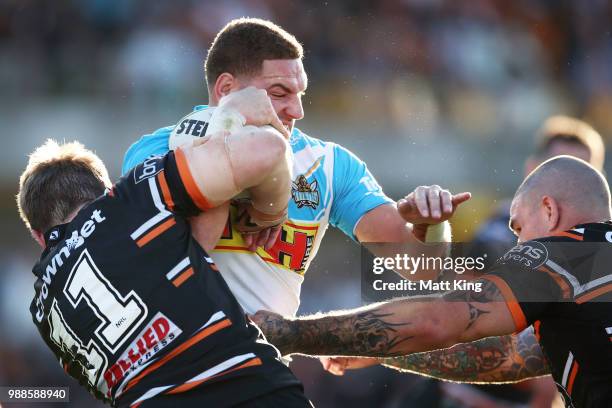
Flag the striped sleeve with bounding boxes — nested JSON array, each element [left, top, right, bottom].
[[115, 151, 209, 218], [329, 143, 393, 241]]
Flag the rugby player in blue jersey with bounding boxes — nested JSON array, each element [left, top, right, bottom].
[[122, 17, 470, 320]]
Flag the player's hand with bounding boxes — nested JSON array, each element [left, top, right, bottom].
[[397, 185, 471, 225], [242, 226, 282, 252], [320, 356, 381, 376], [218, 86, 289, 138], [234, 201, 285, 251]]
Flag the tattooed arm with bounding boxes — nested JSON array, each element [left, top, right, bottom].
[[380, 327, 550, 383], [252, 279, 517, 357]]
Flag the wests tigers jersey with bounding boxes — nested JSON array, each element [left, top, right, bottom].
[[30, 150, 300, 407], [486, 223, 612, 408]]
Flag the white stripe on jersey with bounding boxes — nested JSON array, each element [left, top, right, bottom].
[[166, 257, 190, 281], [546, 259, 612, 296], [197, 310, 226, 331], [129, 353, 257, 407], [130, 178, 172, 240], [545, 260, 581, 294], [186, 353, 256, 383], [561, 351, 574, 387], [130, 384, 173, 406]]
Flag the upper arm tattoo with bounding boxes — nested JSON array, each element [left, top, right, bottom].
[[381, 327, 550, 383]]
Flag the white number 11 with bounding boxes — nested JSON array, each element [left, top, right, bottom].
[[64, 249, 147, 353]]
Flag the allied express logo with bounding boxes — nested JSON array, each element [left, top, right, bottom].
[[103, 312, 182, 394], [291, 175, 319, 209]]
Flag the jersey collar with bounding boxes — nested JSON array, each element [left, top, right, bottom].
[[43, 223, 68, 248]]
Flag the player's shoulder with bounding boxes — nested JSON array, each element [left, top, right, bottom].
[[131, 125, 174, 147], [290, 127, 334, 152], [534, 222, 612, 267], [498, 228, 583, 268], [122, 126, 172, 174], [293, 128, 365, 159], [497, 222, 612, 271], [535, 222, 612, 244], [574, 221, 612, 242], [122, 105, 211, 174], [290, 128, 367, 177]]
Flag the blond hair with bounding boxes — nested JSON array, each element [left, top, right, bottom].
[[535, 115, 605, 171], [17, 139, 111, 233]]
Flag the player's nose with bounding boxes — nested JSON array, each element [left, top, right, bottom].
[[285, 95, 304, 121]]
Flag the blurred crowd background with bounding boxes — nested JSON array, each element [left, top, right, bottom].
[[1, 0, 611, 407]]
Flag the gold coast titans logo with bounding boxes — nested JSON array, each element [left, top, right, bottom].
[[291, 175, 319, 209]]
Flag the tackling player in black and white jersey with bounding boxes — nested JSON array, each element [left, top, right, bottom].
[[254, 156, 612, 408], [16, 108, 312, 406]]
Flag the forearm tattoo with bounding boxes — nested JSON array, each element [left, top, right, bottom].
[[381, 328, 550, 383], [444, 279, 501, 330], [259, 279, 510, 357], [259, 311, 413, 356]]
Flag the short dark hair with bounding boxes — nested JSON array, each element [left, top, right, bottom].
[[17, 139, 111, 233], [204, 18, 303, 87]]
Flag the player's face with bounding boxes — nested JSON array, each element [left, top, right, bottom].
[[239, 59, 307, 134], [509, 195, 550, 243], [525, 141, 592, 175]]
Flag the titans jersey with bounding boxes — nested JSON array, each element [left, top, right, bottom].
[[31, 151, 301, 407], [123, 105, 392, 316], [485, 223, 612, 408]]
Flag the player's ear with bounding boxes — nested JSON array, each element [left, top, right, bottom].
[[31, 229, 46, 248], [541, 195, 560, 231], [212, 73, 239, 102]]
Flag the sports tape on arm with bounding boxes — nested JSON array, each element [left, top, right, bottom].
[[203, 108, 293, 226], [425, 221, 451, 242]]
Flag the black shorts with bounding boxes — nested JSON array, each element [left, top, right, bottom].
[[234, 386, 313, 407], [138, 386, 312, 408]]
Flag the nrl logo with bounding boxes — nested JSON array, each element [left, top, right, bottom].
[[291, 175, 319, 209]]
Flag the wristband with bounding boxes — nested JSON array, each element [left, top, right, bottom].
[[206, 108, 246, 135], [425, 221, 451, 243]]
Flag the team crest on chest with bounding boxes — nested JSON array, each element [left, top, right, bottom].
[[291, 175, 319, 209]]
